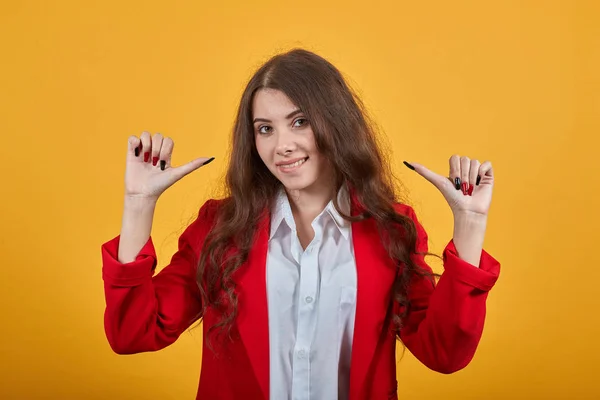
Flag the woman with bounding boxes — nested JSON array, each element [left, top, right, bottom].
[[101, 49, 500, 400]]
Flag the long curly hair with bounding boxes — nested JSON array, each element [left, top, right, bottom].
[[193, 48, 438, 352]]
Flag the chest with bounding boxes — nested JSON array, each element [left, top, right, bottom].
[[296, 221, 314, 251], [267, 222, 358, 291]]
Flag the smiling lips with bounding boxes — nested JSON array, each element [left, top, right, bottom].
[[278, 157, 308, 171]]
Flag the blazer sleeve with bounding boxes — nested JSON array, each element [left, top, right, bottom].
[[397, 205, 501, 373], [101, 199, 217, 354]]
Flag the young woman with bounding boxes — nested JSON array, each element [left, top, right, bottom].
[[101, 49, 500, 400]]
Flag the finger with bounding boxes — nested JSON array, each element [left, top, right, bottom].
[[478, 161, 494, 183], [140, 131, 152, 163], [159, 137, 174, 171], [171, 157, 214, 182], [128, 135, 141, 158], [449, 155, 461, 191], [468, 159, 481, 195], [405, 161, 448, 192], [460, 156, 470, 195], [151, 133, 164, 167]]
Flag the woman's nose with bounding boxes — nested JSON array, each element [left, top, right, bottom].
[[275, 128, 297, 150]]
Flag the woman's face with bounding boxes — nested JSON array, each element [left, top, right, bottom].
[[253, 88, 332, 195]]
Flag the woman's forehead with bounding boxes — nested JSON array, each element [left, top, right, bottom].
[[252, 89, 299, 119]]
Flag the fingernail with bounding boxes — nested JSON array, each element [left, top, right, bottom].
[[468, 185, 474, 196], [461, 182, 468, 195], [403, 161, 415, 170], [202, 157, 215, 166], [455, 177, 461, 190], [144, 152, 150, 163], [160, 160, 166, 171], [134, 147, 139, 157], [476, 175, 481, 186], [152, 156, 158, 166]]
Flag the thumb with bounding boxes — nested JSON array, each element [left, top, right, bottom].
[[171, 157, 214, 181], [403, 161, 447, 192], [127, 135, 141, 157]]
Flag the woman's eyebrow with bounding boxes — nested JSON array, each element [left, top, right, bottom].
[[253, 109, 303, 124]]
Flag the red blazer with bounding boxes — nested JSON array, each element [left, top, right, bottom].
[[101, 194, 500, 400]]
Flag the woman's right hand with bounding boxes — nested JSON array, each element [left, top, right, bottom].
[[124, 132, 214, 201]]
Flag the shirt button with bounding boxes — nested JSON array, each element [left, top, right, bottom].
[[297, 349, 306, 358], [305, 296, 313, 303]]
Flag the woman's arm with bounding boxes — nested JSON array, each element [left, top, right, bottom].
[[397, 206, 500, 373], [101, 199, 216, 354]]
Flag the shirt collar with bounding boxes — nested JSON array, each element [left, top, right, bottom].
[[269, 185, 351, 241]]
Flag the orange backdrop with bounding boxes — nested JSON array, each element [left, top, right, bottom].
[[1, 0, 598, 398]]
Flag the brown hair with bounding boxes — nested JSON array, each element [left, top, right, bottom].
[[194, 48, 439, 352]]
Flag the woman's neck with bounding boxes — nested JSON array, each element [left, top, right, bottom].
[[285, 185, 336, 223]]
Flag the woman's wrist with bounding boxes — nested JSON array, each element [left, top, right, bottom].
[[124, 195, 158, 212], [452, 212, 488, 267]]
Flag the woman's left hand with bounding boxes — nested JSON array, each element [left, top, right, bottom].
[[404, 155, 494, 217]]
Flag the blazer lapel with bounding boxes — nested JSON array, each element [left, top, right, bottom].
[[235, 208, 271, 400], [348, 189, 397, 399]]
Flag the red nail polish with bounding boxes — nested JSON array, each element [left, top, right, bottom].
[[461, 182, 468, 195], [468, 185, 474, 196], [144, 152, 149, 162], [152, 156, 158, 166]]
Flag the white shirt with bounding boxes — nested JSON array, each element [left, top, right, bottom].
[[266, 185, 358, 400]]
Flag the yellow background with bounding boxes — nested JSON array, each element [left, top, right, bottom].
[[1, 0, 598, 398]]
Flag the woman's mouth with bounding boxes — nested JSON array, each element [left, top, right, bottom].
[[278, 157, 309, 173]]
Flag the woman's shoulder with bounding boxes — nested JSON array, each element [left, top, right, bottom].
[[171, 198, 228, 251], [183, 198, 228, 236], [201, 197, 227, 210], [392, 202, 417, 219], [197, 197, 228, 220]]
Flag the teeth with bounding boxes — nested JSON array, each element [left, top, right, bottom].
[[280, 158, 307, 169]]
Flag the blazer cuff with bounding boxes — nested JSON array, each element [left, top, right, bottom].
[[101, 235, 158, 286], [442, 239, 500, 291]]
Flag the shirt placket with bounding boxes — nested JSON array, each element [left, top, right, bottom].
[[291, 218, 323, 400]]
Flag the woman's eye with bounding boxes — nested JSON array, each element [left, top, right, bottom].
[[258, 125, 272, 134], [293, 118, 308, 127]]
